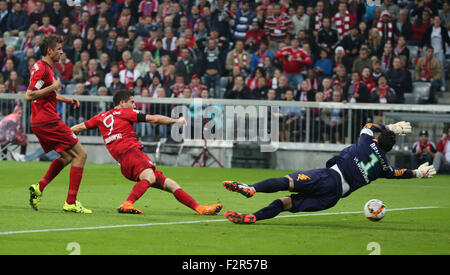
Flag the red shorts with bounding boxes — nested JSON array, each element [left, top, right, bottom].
[[120, 147, 166, 186], [31, 120, 79, 153]]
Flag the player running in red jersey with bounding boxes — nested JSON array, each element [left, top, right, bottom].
[[25, 34, 91, 213], [70, 90, 222, 215]]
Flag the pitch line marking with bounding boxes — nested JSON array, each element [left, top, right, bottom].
[[0, 206, 440, 236]]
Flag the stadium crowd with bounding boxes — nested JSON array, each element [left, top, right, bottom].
[[0, 0, 449, 143]]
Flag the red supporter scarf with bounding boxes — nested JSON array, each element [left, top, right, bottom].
[[418, 141, 432, 152], [421, 56, 433, 80], [333, 11, 351, 37], [234, 52, 247, 67], [377, 19, 393, 42]]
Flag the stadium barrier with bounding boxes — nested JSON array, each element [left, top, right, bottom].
[[1, 94, 450, 169]]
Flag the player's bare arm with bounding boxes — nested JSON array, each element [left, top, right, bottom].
[[56, 94, 80, 109], [145, 115, 187, 126], [71, 123, 87, 135], [25, 77, 61, 102]]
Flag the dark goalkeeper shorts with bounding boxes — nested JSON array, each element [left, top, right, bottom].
[[287, 168, 343, 213]]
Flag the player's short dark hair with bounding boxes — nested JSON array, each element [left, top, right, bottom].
[[378, 130, 396, 152], [113, 90, 134, 106], [39, 34, 63, 57]]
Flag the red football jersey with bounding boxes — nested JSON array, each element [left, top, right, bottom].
[[84, 108, 143, 162], [28, 60, 60, 127]]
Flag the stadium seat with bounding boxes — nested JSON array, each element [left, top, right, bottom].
[[4, 37, 20, 48], [64, 84, 77, 95], [404, 93, 419, 104], [412, 82, 431, 102]]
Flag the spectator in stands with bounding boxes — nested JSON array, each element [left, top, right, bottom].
[[440, 1, 450, 25], [314, 49, 332, 77], [279, 89, 302, 142], [412, 130, 436, 169], [202, 37, 223, 98], [380, 42, 394, 73], [340, 25, 364, 62], [5, 2, 28, 38], [224, 75, 252, 99], [433, 127, 450, 173], [170, 74, 187, 98], [292, 4, 309, 35], [333, 2, 353, 39], [411, 9, 431, 46], [189, 74, 207, 98], [233, 0, 255, 41], [424, 15, 450, 92], [367, 27, 384, 57], [151, 39, 170, 67], [296, 79, 315, 102], [361, 67, 376, 93], [120, 58, 141, 90], [72, 51, 90, 83], [370, 75, 397, 104], [1, 59, 15, 82], [393, 35, 410, 64], [414, 46, 442, 104], [38, 14, 56, 35], [3, 46, 19, 69], [320, 77, 333, 102], [386, 56, 412, 103], [371, 60, 384, 83], [321, 90, 345, 144], [332, 46, 352, 74], [85, 59, 104, 84], [376, 10, 394, 45], [344, 71, 370, 103], [275, 37, 312, 88], [108, 73, 127, 95], [5, 71, 21, 93], [244, 19, 265, 53], [394, 9, 412, 41], [333, 64, 351, 94], [264, 3, 293, 52], [67, 38, 83, 65], [225, 39, 251, 77], [352, 48, 373, 74], [0, 0, 9, 34], [175, 47, 198, 84], [317, 17, 339, 55], [55, 52, 73, 85]]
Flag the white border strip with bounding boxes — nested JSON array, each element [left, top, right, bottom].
[[0, 206, 440, 236]]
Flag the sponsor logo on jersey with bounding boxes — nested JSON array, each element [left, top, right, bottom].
[[297, 174, 311, 181], [105, 133, 122, 144]]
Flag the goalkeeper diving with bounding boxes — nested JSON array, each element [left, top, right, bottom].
[[222, 121, 437, 224]]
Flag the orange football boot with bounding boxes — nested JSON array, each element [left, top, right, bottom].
[[118, 201, 143, 214]]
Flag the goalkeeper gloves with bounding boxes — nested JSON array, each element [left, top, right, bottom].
[[415, 162, 437, 178], [387, 121, 412, 136]]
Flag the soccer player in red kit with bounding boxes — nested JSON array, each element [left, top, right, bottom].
[[70, 90, 222, 215], [26, 34, 92, 214]]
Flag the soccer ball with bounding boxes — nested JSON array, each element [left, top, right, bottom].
[[364, 199, 386, 221]]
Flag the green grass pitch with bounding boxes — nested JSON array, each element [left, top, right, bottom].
[[0, 161, 449, 255]]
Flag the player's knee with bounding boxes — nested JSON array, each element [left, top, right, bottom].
[[164, 179, 180, 193], [279, 197, 293, 211]]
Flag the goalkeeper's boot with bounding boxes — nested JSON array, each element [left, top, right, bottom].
[[29, 183, 42, 211], [118, 201, 143, 214], [63, 201, 92, 214], [224, 210, 256, 224], [196, 204, 223, 215], [222, 181, 255, 198]]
